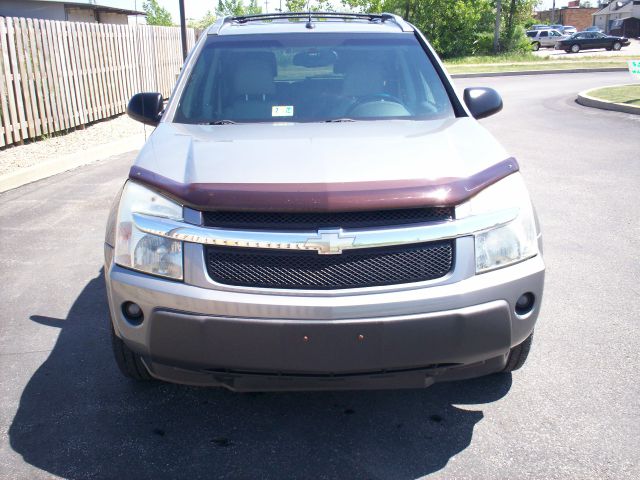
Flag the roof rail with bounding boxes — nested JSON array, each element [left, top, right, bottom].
[[208, 16, 234, 35], [208, 12, 413, 33]]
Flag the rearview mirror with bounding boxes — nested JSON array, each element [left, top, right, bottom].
[[463, 87, 503, 119], [127, 92, 163, 126], [293, 49, 337, 68]]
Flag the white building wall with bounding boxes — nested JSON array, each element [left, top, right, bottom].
[[65, 7, 97, 23], [97, 12, 129, 24], [594, 14, 607, 29]]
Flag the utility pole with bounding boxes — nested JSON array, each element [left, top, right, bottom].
[[179, 0, 187, 61], [493, 0, 502, 54], [551, 0, 556, 24]]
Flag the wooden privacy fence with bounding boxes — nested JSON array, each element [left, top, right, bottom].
[[0, 17, 195, 148]]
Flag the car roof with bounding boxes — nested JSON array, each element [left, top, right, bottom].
[[207, 12, 415, 35], [207, 13, 414, 36]]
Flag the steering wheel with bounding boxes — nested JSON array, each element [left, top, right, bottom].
[[345, 93, 405, 115]]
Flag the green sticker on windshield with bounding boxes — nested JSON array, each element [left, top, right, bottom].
[[272, 106, 294, 117]]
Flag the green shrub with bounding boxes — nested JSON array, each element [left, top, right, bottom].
[[501, 25, 534, 54], [473, 31, 495, 56]]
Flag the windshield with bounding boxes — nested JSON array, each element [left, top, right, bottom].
[[174, 33, 454, 124]]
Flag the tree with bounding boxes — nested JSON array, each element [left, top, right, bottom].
[[285, 0, 308, 11], [188, 10, 217, 29], [493, 0, 502, 53], [500, 0, 538, 51], [217, 0, 245, 16], [245, 0, 263, 14], [143, 0, 173, 26], [340, 0, 383, 13], [382, 0, 494, 58], [216, 0, 262, 16]]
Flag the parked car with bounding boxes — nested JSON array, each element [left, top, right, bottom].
[[556, 31, 630, 52], [531, 24, 552, 30], [527, 29, 567, 50], [561, 25, 577, 35], [584, 26, 604, 33], [107, 12, 545, 391]]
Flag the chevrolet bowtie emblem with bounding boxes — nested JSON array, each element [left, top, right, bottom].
[[304, 229, 356, 255]]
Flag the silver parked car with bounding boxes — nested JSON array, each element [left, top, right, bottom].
[[105, 12, 545, 391], [527, 29, 567, 50]]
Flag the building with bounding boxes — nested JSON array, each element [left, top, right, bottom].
[[535, 5, 600, 31], [0, 0, 145, 25], [593, 1, 640, 36]]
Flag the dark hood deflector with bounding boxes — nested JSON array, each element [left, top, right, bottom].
[[129, 157, 519, 212]]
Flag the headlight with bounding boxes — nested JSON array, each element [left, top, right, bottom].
[[456, 173, 538, 273], [114, 182, 184, 280]]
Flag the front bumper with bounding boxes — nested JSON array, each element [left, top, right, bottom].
[[105, 239, 544, 390]]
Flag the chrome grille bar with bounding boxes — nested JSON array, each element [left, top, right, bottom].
[[132, 208, 518, 255]]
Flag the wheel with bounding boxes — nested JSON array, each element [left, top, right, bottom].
[[570, 44, 580, 53], [502, 332, 534, 372], [612, 42, 621, 51], [532, 42, 540, 51], [111, 322, 152, 381]]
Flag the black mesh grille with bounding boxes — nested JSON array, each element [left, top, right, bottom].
[[205, 241, 454, 290], [202, 207, 454, 230]]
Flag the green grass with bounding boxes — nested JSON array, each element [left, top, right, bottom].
[[587, 84, 640, 106], [444, 53, 544, 65], [445, 59, 630, 74], [444, 54, 636, 74]]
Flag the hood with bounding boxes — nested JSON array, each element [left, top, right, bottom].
[[130, 118, 516, 211]]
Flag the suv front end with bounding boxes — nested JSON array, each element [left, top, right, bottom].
[[105, 13, 544, 391]]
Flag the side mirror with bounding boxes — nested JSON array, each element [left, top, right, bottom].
[[463, 87, 503, 119], [127, 92, 163, 126]]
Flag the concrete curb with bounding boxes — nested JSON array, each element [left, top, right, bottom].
[[0, 133, 145, 193], [451, 67, 627, 78], [576, 85, 640, 115]]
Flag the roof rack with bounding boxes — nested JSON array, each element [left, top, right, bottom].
[[211, 12, 413, 33]]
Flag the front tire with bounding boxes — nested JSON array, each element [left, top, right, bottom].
[[503, 332, 534, 372], [612, 42, 622, 51], [571, 44, 580, 53], [532, 42, 540, 51], [111, 323, 152, 381]]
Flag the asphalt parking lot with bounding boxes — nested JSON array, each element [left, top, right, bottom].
[[0, 71, 639, 479]]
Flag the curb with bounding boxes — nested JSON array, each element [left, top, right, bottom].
[[0, 133, 145, 193], [451, 66, 627, 78], [576, 85, 640, 115]]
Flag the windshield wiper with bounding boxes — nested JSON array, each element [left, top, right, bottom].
[[203, 119, 237, 125], [324, 118, 356, 123]]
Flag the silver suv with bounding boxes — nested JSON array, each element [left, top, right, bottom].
[[527, 29, 566, 50], [105, 12, 545, 391]]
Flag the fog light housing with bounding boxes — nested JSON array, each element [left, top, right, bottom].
[[122, 301, 144, 324], [515, 293, 535, 316]]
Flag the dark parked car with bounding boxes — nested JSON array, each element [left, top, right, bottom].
[[556, 31, 630, 53]]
